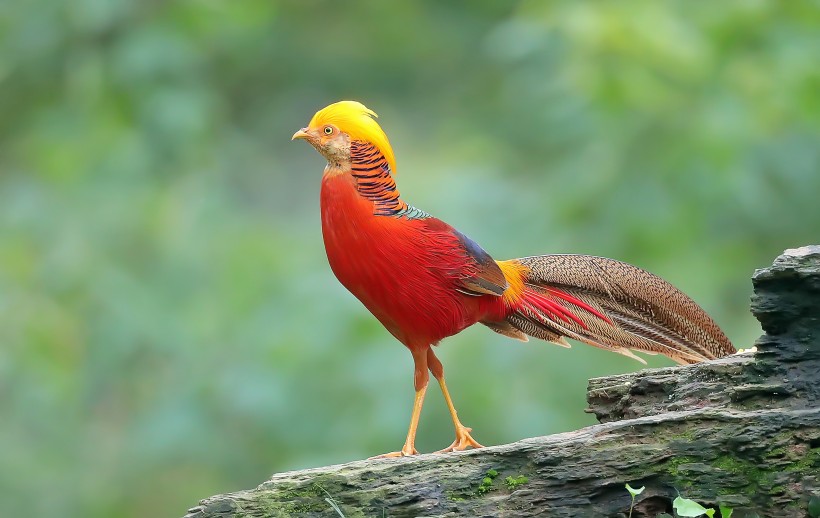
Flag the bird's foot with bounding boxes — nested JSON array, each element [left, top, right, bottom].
[[370, 444, 418, 459], [436, 425, 483, 453]]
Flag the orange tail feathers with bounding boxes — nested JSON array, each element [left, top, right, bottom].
[[483, 256, 735, 365]]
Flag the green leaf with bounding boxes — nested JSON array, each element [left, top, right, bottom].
[[809, 495, 820, 518], [719, 505, 733, 518], [316, 485, 346, 518], [625, 483, 645, 497], [673, 496, 714, 517], [705, 510, 715, 518], [324, 498, 346, 518]]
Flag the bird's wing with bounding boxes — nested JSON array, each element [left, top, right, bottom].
[[417, 218, 507, 297], [452, 230, 508, 296]]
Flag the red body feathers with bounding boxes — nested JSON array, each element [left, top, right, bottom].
[[320, 170, 507, 351]]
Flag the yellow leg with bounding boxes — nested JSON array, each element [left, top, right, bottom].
[[435, 377, 484, 453], [373, 386, 427, 458], [427, 348, 483, 453], [373, 348, 429, 458]]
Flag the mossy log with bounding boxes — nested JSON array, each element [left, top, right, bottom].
[[184, 246, 820, 518]]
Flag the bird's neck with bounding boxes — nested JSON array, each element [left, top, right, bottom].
[[347, 141, 415, 218]]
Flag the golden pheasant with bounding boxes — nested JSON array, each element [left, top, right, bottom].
[[292, 101, 735, 457]]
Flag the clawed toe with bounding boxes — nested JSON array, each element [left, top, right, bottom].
[[370, 447, 419, 459], [436, 426, 483, 453]]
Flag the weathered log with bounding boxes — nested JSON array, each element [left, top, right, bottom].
[[184, 246, 820, 518]]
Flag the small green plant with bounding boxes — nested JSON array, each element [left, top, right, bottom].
[[504, 475, 528, 490], [674, 496, 735, 517], [316, 485, 346, 518], [476, 468, 499, 495], [673, 496, 714, 517], [625, 484, 644, 518], [625, 485, 734, 518]]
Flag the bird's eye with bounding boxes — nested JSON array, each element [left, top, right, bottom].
[[323, 126, 334, 135]]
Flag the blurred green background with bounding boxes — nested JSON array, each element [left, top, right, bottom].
[[2, 1, 818, 516]]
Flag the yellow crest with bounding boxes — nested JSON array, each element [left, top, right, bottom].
[[309, 101, 397, 174]]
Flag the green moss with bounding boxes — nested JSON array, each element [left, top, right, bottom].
[[668, 428, 698, 442], [476, 468, 500, 496], [257, 490, 326, 515], [784, 448, 819, 472], [765, 446, 787, 458], [665, 455, 699, 477], [504, 475, 529, 490], [712, 455, 752, 474], [271, 495, 325, 513], [448, 468, 518, 500], [446, 492, 468, 502], [713, 455, 766, 482], [257, 479, 373, 517], [710, 453, 792, 494]]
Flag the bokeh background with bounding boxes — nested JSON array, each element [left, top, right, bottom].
[[2, 1, 818, 516]]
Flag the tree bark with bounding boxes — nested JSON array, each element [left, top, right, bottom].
[[184, 246, 820, 518]]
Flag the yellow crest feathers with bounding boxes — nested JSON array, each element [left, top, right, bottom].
[[309, 101, 397, 173]]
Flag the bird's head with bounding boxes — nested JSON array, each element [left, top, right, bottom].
[[292, 101, 397, 173]]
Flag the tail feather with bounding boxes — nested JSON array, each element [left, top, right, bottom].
[[505, 314, 570, 347], [482, 320, 529, 342], [491, 254, 735, 364]]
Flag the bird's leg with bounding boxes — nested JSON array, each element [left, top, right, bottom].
[[372, 348, 429, 458], [427, 348, 483, 453]]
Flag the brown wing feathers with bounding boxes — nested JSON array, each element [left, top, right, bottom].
[[504, 255, 735, 364]]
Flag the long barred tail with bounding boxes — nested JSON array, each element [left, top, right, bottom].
[[483, 255, 735, 365]]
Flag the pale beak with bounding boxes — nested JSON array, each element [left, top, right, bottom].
[[291, 128, 309, 141]]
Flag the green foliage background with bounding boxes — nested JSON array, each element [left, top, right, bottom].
[[1, 1, 818, 516]]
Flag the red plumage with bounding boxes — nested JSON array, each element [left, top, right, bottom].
[[321, 172, 506, 350]]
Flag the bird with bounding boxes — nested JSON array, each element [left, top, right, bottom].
[[292, 100, 735, 457]]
